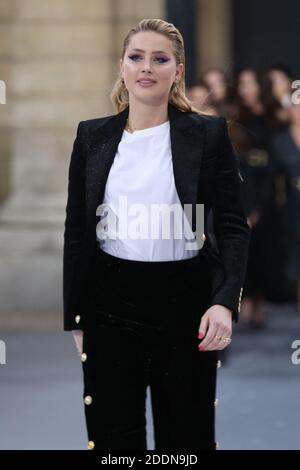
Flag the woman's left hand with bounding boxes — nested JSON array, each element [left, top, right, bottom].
[[198, 305, 232, 351]]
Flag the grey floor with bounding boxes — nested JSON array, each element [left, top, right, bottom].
[[0, 302, 299, 450]]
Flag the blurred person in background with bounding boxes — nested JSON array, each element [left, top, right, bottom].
[[232, 68, 278, 328], [266, 100, 300, 312], [203, 68, 228, 103], [203, 67, 237, 120], [186, 78, 219, 115], [268, 63, 293, 125]]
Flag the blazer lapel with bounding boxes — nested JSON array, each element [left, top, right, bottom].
[[168, 103, 205, 231], [85, 102, 205, 232], [85, 106, 129, 225]]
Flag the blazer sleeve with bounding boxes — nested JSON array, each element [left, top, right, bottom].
[[209, 116, 250, 322], [63, 121, 86, 331]]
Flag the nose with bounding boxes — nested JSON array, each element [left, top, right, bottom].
[[141, 57, 152, 73]]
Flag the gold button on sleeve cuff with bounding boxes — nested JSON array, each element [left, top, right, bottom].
[[75, 315, 81, 324]]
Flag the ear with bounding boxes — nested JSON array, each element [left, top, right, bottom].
[[175, 63, 184, 81]]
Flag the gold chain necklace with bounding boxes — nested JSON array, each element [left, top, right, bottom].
[[125, 116, 169, 133], [125, 118, 136, 133]]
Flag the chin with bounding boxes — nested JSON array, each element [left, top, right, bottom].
[[135, 88, 169, 102], [131, 92, 160, 104]]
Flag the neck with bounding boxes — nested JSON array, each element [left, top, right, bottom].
[[290, 122, 300, 138], [246, 100, 264, 115], [291, 122, 300, 130], [126, 99, 169, 131], [290, 124, 300, 150]]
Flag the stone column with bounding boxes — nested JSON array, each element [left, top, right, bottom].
[[197, 0, 233, 76], [0, 0, 13, 203], [0, 0, 116, 329], [0, 0, 164, 330]]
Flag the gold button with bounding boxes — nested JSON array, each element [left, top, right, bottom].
[[81, 353, 87, 362], [84, 395, 93, 405], [215, 441, 220, 449], [87, 440, 95, 450], [214, 398, 219, 407], [75, 315, 81, 324], [217, 360, 222, 368], [202, 233, 206, 242]]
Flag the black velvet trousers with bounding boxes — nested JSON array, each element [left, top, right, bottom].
[[81, 247, 219, 450]]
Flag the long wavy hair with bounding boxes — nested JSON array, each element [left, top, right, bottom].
[[110, 18, 200, 114]]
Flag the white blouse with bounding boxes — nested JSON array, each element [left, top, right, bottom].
[[96, 119, 199, 261]]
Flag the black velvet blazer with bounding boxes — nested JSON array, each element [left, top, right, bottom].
[[63, 102, 250, 331]]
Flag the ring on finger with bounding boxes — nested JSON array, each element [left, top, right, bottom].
[[222, 337, 232, 345]]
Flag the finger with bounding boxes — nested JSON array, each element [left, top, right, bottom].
[[207, 328, 232, 351], [201, 324, 231, 351], [198, 314, 209, 340], [199, 323, 219, 350], [220, 330, 233, 350], [207, 333, 227, 351], [203, 329, 225, 351]]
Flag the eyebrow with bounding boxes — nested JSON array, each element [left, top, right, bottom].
[[129, 48, 169, 55]]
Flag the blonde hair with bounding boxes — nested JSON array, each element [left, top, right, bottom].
[[110, 18, 201, 114]]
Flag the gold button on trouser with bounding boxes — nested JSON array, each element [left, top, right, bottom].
[[81, 353, 87, 362], [84, 395, 93, 405], [214, 398, 219, 407], [87, 440, 95, 450]]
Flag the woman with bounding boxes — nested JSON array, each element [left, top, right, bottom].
[[266, 102, 300, 310], [63, 19, 250, 450], [268, 63, 293, 125], [203, 67, 236, 120], [233, 68, 275, 327]]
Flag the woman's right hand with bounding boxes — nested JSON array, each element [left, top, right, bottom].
[[72, 329, 83, 355]]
